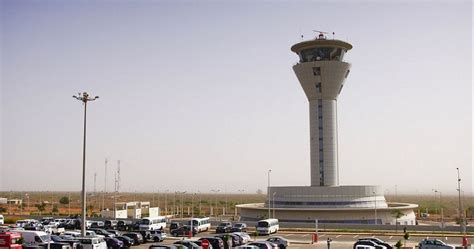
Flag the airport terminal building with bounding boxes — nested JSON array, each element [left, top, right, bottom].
[[237, 34, 417, 225]]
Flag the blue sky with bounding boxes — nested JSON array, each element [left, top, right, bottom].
[[1, 0, 472, 195]]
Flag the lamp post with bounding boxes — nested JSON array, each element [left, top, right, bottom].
[[165, 190, 169, 216], [267, 169, 272, 219], [456, 167, 465, 234], [211, 189, 220, 217], [373, 191, 377, 225], [73, 92, 99, 236], [272, 192, 277, 218]]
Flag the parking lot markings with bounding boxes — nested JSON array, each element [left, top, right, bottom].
[[353, 235, 359, 238], [335, 235, 342, 238], [371, 235, 375, 238], [389, 236, 393, 239]]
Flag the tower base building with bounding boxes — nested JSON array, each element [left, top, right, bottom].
[[237, 34, 417, 225]]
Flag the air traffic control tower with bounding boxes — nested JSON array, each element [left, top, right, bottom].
[[292, 33, 351, 187], [237, 34, 417, 225]]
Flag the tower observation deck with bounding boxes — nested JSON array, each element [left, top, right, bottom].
[[291, 34, 352, 187]]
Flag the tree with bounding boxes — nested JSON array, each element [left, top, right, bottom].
[[52, 205, 59, 214], [391, 209, 404, 232], [256, 189, 263, 195], [35, 202, 46, 213], [59, 196, 70, 205], [403, 232, 410, 247], [394, 240, 402, 249]]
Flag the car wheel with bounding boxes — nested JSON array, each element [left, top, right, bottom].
[[153, 237, 159, 242]]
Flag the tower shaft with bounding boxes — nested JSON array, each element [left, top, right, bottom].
[[309, 99, 338, 186]]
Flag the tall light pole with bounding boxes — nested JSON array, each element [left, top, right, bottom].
[[73, 92, 99, 236], [456, 167, 465, 234], [267, 169, 272, 219], [373, 191, 377, 225], [272, 192, 276, 218], [211, 189, 220, 217]]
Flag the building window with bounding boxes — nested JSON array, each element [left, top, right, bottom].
[[338, 84, 344, 94], [345, 70, 350, 78], [315, 82, 322, 93], [312, 67, 321, 76]]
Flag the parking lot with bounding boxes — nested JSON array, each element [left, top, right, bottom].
[[136, 230, 468, 248]]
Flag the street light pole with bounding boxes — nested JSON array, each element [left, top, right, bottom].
[[456, 167, 465, 234], [373, 191, 377, 225], [267, 169, 272, 219], [272, 192, 276, 218], [73, 92, 99, 236]]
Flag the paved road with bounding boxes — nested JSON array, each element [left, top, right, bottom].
[[136, 231, 467, 248]]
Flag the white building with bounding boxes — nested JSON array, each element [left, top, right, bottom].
[[101, 201, 160, 219]]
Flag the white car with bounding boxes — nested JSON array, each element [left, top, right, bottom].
[[0, 215, 4, 225], [418, 239, 455, 249]]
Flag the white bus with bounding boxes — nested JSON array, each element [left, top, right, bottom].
[[256, 219, 279, 235], [186, 217, 210, 232], [139, 216, 167, 230]]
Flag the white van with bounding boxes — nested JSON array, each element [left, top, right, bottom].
[[256, 219, 279, 235], [0, 215, 4, 225], [76, 237, 107, 249], [13, 230, 51, 244]]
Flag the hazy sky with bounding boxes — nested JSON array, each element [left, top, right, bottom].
[[1, 0, 472, 195]]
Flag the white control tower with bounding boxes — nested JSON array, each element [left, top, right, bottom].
[[291, 33, 352, 187]]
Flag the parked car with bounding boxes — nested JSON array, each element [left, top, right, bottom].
[[230, 223, 247, 233], [75, 237, 107, 249], [117, 221, 133, 231], [122, 232, 144, 245], [150, 230, 167, 242], [104, 237, 124, 249], [214, 234, 238, 248], [50, 235, 80, 249], [132, 230, 152, 242], [105, 220, 119, 230], [169, 222, 181, 233], [353, 240, 386, 249], [234, 246, 259, 249], [91, 221, 105, 229], [248, 241, 277, 249], [232, 233, 251, 244], [171, 226, 197, 237], [107, 230, 122, 236], [215, 222, 232, 234], [0, 215, 4, 225], [115, 235, 135, 247], [89, 228, 115, 238], [149, 245, 177, 249], [266, 237, 289, 249], [418, 239, 455, 249], [358, 238, 392, 249], [173, 240, 201, 249], [198, 237, 224, 249]]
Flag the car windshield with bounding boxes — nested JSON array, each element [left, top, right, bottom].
[[234, 224, 243, 227], [140, 220, 150, 225], [257, 222, 269, 227], [40, 235, 51, 242]]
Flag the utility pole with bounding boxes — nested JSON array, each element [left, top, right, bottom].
[[103, 158, 107, 212], [267, 169, 272, 219], [73, 92, 99, 236], [456, 167, 465, 234]]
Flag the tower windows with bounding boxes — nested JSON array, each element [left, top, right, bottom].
[[312, 67, 321, 76], [315, 82, 322, 93], [317, 99, 324, 186], [345, 70, 350, 78]]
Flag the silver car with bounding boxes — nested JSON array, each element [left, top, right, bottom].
[[418, 239, 454, 249]]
